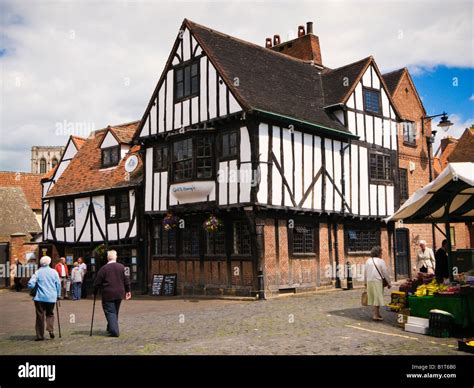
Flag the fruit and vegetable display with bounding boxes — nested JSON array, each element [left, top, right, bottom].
[[414, 279, 448, 296]]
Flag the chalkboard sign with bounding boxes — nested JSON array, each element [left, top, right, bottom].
[[151, 274, 177, 296]]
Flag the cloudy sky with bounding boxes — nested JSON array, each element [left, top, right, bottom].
[[1, 0, 472, 171]]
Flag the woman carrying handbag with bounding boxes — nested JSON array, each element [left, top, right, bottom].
[[363, 246, 391, 321]]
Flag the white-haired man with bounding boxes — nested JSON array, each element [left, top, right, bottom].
[[414, 240, 435, 274], [93, 250, 131, 337], [27, 256, 61, 341]]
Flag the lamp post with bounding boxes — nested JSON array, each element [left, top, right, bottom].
[[422, 112, 452, 255]]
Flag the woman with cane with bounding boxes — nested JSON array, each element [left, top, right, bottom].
[[28, 256, 61, 341]]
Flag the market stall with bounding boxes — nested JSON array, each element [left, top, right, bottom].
[[385, 162, 474, 351]]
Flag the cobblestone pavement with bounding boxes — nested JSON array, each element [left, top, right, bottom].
[[0, 288, 470, 355]]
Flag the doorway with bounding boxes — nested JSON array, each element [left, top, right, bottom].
[[0, 243, 9, 288], [395, 229, 410, 279]]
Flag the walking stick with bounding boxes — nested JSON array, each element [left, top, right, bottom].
[[56, 300, 62, 338], [90, 293, 96, 336]]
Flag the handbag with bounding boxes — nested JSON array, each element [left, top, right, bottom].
[[372, 257, 389, 288], [361, 291, 368, 306]]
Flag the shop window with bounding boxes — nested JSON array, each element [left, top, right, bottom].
[[102, 146, 120, 168], [369, 152, 392, 183], [55, 199, 75, 227], [346, 227, 380, 253], [152, 223, 176, 256], [174, 60, 199, 102], [106, 191, 130, 222], [233, 220, 251, 255], [291, 224, 315, 255], [205, 229, 226, 256]]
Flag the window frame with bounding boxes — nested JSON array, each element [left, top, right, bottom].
[[399, 168, 409, 203], [153, 144, 169, 172], [174, 59, 200, 103], [369, 151, 393, 184], [55, 199, 75, 227], [152, 222, 177, 258], [362, 87, 382, 115], [204, 228, 226, 257], [101, 145, 121, 168], [39, 158, 47, 174], [105, 190, 130, 223], [232, 220, 251, 256], [345, 225, 381, 254], [171, 135, 214, 183], [289, 223, 318, 258], [219, 130, 239, 161], [402, 121, 417, 146]]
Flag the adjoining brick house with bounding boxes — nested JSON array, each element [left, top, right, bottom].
[[432, 127, 474, 249]]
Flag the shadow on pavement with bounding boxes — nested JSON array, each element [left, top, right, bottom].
[[9, 335, 37, 341], [327, 307, 398, 328]]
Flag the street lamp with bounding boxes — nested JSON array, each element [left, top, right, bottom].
[[421, 111, 451, 254]]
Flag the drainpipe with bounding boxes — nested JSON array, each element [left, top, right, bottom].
[[333, 223, 341, 288]]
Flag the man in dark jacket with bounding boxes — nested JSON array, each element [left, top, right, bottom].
[[435, 239, 450, 283], [93, 250, 131, 337]]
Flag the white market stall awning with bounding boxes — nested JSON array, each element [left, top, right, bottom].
[[386, 162, 474, 224]]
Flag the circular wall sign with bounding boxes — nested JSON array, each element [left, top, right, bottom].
[[124, 155, 139, 173]]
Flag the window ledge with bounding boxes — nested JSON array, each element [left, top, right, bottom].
[[291, 253, 317, 258], [402, 141, 417, 148]]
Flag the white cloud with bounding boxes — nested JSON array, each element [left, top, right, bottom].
[[470, 94, 474, 101], [0, 0, 473, 171]]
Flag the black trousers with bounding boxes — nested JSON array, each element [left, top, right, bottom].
[[34, 301, 55, 339], [102, 299, 122, 337]]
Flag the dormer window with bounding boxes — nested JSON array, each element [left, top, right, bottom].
[[101, 146, 120, 168], [363, 88, 381, 114], [174, 60, 200, 102]]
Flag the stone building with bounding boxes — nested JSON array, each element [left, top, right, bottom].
[[31, 146, 65, 174]]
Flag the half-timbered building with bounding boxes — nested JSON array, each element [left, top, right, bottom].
[[133, 19, 412, 296], [41, 122, 145, 290]]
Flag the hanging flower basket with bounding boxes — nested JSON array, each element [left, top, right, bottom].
[[162, 212, 179, 231], [203, 214, 222, 233], [93, 244, 106, 260]]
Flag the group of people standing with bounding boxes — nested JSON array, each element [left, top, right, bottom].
[[53, 257, 87, 300], [27, 250, 131, 341]]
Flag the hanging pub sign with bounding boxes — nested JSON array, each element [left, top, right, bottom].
[[151, 273, 177, 296]]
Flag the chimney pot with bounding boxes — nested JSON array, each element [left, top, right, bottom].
[[273, 34, 281, 46], [298, 25, 305, 37], [306, 21, 313, 34], [265, 37, 272, 48]]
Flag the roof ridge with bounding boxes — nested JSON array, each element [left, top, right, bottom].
[[185, 19, 317, 68], [324, 56, 372, 73], [382, 67, 406, 76], [108, 119, 141, 129]]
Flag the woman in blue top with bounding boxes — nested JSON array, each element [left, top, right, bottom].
[[28, 256, 61, 341]]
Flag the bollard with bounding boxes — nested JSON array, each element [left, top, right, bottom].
[[257, 270, 265, 300], [346, 261, 353, 290]]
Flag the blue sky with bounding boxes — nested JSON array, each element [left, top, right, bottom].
[[0, 0, 472, 171]]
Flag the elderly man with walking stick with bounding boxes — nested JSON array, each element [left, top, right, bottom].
[[92, 250, 131, 337]]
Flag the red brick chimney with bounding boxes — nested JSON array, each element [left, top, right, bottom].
[[267, 21, 322, 65]]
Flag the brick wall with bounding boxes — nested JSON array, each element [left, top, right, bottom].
[[9, 233, 39, 287]]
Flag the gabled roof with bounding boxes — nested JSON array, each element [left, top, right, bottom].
[[382, 67, 426, 116], [448, 128, 474, 163], [321, 56, 372, 107], [0, 171, 43, 210], [0, 187, 41, 241], [99, 121, 141, 148], [46, 122, 142, 198], [71, 135, 86, 150], [382, 68, 405, 96]]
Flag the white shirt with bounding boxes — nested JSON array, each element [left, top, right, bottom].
[[71, 267, 83, 283], [416, 248, 435, 270], [78, 263, 87, 274], [60, 264, 66, 277], [364, 257, 391, 283]]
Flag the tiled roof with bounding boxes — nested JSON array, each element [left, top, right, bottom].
[[0, 187, 41, 241], [186, 20, 351, 135], [382, 68, 405, 96], [108, 121, 140, 144], [46, 122, 142, 198], [0, 171, 43, 210], [321, 57, 372, 106], [71, 135, 86, 149], [448, 128, 474, 163]]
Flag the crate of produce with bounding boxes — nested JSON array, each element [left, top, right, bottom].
[[428, 309, 454, 338], [457, 339, 474, 354]]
